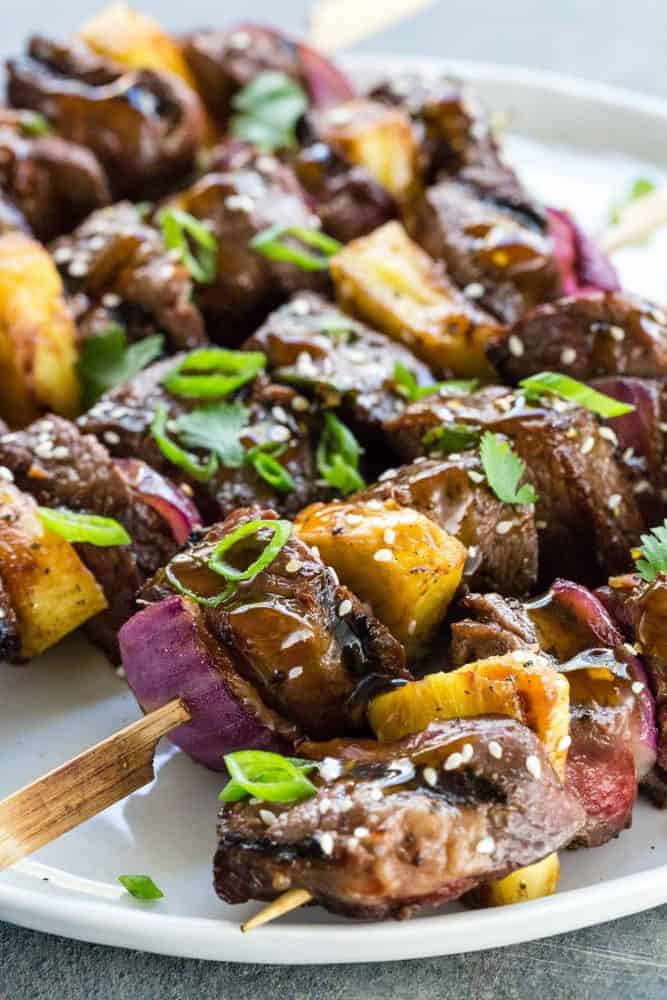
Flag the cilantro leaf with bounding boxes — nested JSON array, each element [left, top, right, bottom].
[[634, 520, 667, 582], [423, 422, 481, 454], [118, 875, 164, 900], [610, 177, 656, 225], [231, 71, 308, 152], [174, 403, 247, 469], [479, 432, 537, 506], [77, 326, 164, 408]]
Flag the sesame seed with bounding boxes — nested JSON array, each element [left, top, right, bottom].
[[476, 836, 495, 855], [291, 395, 310, 412], [101, 292, 122, 308], [256, 155, 278, 174], [318, 832, 334, 856], [525, 755, 542, 779], [225, 193, 255, 213], [52, 446, 69, 460], [319, 757, 342, 782], [599, 426, 618, 445], [259, 808, 277, 826], [378, 468, 398, 482], [328, 106, 354, 126], [383, 528, 396, 544], [444, 751, 463, 771], [103, 431, 120, 445], [488, 740, 503, 759], [468, 470, 484, 485], [581, 436, 595, 455], [608, 493, 622, 511], [291, 298, 312, 316], [463, 281, 485, 299], [319, 798, 331, 813], [115, 665, 126, 678], [345, 513, 362, 525], [623, 641, 639, 655], [632, 681, 645, 695], [311, 545, 320, 560], [461, 742, 474, 763], [508, 335, 524, 357], [557, 734, 572, 752], [634, 479, 651, 494], [369, 786, 383, 801], [407, 619, 417, 636], [34, 441, 54, 459], [346, 836, 359, 850], [285, 558, 302, 573], [271, 405, 289, 424], [353, 826, 369, 839], [270, 424, 291, 443], [296, 351, 317, 376], [423, 766, 438, 787], [287, 666, 303, 680], [53, 246, 72, 264], [229, 30, 252, 49], [609, 325, 625, 341], [0, 466, 13, 482], [495, 520, 513, 535], [560, 347, 577, 365], [68, 259, 89, 277], [373, 548, 393, 562], [338, 599, 352, 616]]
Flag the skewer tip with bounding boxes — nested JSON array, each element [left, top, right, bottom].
[[240, 888, 313, 932]]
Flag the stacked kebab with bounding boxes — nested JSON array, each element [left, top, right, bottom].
[[0, 5, 666, 926]]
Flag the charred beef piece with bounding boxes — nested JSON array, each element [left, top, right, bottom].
[[0, 416, 181, 659], [168, 163, 327, 334], [0, 109, 110, 241], [492, 292, 667, 383], [0, 569, 20, 662], [78, 357, 322, 521], [182, 23, 354, 126], [408, 177, 561, 324], [51, 202, 205, 351], [244, 292, 434, 439], [385, 386, 644, 580], [7, 36, 206, 199], [142, 508, 409, 739], [355, 454, 538, 595], [450, 592, 540, 665], [214, 718, 584, 919]]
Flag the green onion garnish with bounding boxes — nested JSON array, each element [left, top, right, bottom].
[[520, 371, 635, 418], [393, 363, 478, 403], [317, 412, 365, 496], [36, 507, 131, 547], [21, 111, 50, 137], [164, 560, 234, 608], [250, 225, 342, 272], [118, 875, 164, 900], [610, 177, 656, 225], [246, 442, 296, 494], [151, 403, 219, 483], [208, 518, 292, 583], [479, 432, 537, 506], [219, 750, 317, 803], [159, 208, 218, 284], [423, 422, 481, 454], [162, 348, 266, 400], [230, 71, 308, 152]]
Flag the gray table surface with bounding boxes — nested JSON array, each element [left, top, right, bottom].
[[2, 1, 667, 996]]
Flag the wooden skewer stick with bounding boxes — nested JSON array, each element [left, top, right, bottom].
[[601, 184, 667, 252], [0, 697, 191, 871], [241, 889, 313, 932], [308, 0, 436, 53]]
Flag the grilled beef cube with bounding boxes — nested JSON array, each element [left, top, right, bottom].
[[409, 177, 561, 324], [182, 23, 354, 127], [78, 356, 321, 521], [7, 36, 206, 199], [143, 508, 409, 738], [356, 455, 538, 595], [0, 416, 183, 659], [386, 386, 644, 580], [370, 75, 538, 216], [168, 164, 327, 333], [244, 292, 434, 438], [450, 592, 540, 666], [214, 718, 584, 919], [52, 202, 205, 351], [0, 109, 110, 242], [492, 292, 667, 383]]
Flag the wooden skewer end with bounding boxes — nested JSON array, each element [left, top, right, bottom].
[[241, 888, 313, 932]]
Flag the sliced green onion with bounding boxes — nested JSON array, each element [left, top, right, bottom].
[[21, 111, 50, 136], [246, 443, 296, 494], [250, 225, 342, 272], [520, 371, 635, 418], [118, 875, 164, 900], [317, 412, 365, 496], [36, 507, 131, 547], [316, 314, 353, 339], [208, 518, 292, 584], [151, 403, 218, 483], [162, 348, 266, 399], [423, 422, 481, 454], [164, 560, 234, 608], [219, 750, 317, 803], [159, 208, 218, 284], [393, 363, 478, 403]]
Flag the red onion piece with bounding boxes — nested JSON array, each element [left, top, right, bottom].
[[592, 376, 664, 473], [550, 578, 624, 648], [114, 459, 201, 546], [120, 596, 296, 770], [297, 40, 357, 106], [547, 207, 620, 294]]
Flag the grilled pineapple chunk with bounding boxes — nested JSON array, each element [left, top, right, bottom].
[[368, 651, 570, 777], [315, 100, 419, 201], [468, 854, 561, 908], [79, 4, 198, 88], [0, 484, 107, 659], [295, 498, 466, 658], [0, 233, 80, 427], [330, 222, 498, 377]]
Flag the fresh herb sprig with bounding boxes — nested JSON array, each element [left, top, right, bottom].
[[77, 326, 164, 409], [479, 432, 537, 506], [230, 71, 308, 152], [633, 520, 667, 582]]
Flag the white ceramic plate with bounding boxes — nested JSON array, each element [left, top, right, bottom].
[[2, 55, 667, 964]]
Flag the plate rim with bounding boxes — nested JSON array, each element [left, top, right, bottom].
[[3, 53, 667, 963]]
